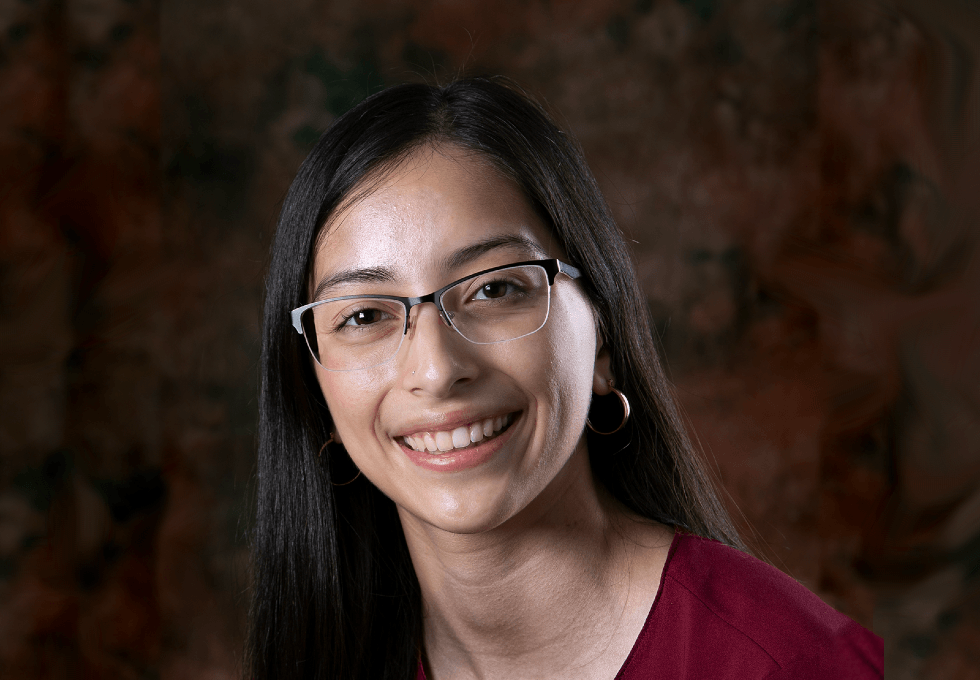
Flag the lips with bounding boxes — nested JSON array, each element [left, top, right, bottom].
[[400, 413, 515, 453], [395, 410, 521, 473]]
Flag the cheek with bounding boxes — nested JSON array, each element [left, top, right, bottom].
[[547, 292, 599, 394], [511, 292, 597, 440], [316, 366, 394, 440]]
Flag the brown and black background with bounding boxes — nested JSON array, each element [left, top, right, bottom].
[[1, 0, 978, 677]]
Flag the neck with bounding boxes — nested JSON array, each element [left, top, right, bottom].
[[397, 449, 672, 679]]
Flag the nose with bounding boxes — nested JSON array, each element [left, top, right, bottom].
[[400, 303, 478, 397]]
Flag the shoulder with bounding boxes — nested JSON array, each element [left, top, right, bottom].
[[667, 533, 884, 677], [667, 533, 863, 645], [619, 533, 883, 679]]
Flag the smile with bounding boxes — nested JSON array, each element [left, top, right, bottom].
[[401, 413, 515, 454]]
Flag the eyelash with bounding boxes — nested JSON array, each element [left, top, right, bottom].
[[332, 306, 398, 332], [468, 277, 528, 300]]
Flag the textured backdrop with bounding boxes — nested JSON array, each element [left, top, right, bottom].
[[1, 0, 978, 677]]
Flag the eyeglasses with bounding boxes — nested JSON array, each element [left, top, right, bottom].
[[290, 259, 583, 372]]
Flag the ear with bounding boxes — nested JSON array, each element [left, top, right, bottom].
[[592, 333, 614, 396], [331, 428, 344, 446]]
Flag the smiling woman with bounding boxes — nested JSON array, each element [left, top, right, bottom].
[[304, 149, 604, 529], [249, 78, 883, 680]]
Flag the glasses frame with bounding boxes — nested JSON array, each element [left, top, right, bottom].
[[290, 258, 583, 371]]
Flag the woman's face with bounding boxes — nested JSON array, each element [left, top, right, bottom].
[[310, 145, 608, 535]]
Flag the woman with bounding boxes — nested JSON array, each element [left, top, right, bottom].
[[248, 78, 882, 679]]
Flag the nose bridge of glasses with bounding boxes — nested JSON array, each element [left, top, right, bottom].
[[405, 292, 453, 335]]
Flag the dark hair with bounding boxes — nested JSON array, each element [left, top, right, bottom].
[[248, 77, 743, 680]]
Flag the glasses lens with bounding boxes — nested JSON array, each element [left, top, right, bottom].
[[440, 264, 551, 344], [301, 297, 406, 371]]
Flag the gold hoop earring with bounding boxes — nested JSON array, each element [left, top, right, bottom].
[[332, 468, 362, 486], [320, 434, 362, 486], [586, 386, 631, 435]]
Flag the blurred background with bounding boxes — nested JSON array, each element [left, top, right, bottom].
[[1, 0, 978, 677]]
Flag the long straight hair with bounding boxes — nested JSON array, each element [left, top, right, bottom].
[[248, 77, 743, 680]]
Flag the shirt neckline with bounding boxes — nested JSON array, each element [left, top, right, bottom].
[[611, 528, 683, 679], [417, 528, 686, 680]]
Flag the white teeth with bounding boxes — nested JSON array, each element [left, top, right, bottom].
[[403, 413, 515, 454], [435, 431, 454, 451], [452, 427, 470, 448]]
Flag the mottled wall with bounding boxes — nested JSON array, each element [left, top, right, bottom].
[[1, 0, 978, 678]]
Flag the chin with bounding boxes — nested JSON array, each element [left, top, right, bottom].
[[397, 482, 524, 536]]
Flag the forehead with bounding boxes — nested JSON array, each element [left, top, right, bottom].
[[311, 146, 559, 288]]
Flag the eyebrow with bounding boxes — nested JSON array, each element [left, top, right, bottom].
[[312, 266, 396, 302], [443, 233, 546, 271], [311, 233, 547, 301]]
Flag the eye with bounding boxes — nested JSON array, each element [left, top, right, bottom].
[[335, 306, 395, 331], [348, 309, 384, 325], [472, 279, 519, 300]]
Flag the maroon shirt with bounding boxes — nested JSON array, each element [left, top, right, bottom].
[[418, 532, 883, 679]]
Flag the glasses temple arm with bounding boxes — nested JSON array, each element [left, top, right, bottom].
[[558, 261, 583, 280]]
